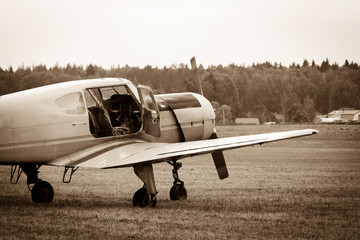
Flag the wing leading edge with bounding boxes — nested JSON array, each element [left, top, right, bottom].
[[48, 129, 318, 169]]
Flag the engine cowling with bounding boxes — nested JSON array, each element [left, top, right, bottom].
[[156, 92, 215, 141]]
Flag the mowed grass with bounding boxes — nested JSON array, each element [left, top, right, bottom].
[[0, 125, 359, 239]]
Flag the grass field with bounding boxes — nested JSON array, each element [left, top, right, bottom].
[[0, 125, 359, 239]]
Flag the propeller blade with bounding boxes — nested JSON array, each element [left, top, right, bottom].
[[210, 132, 229, 179], [190, 57, 204, 96]]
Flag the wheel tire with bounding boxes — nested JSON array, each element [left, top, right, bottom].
[[31, 181, 54, 203], [132, 188, 157, 207], [133, 188, 149, 207], [170, 184, 187, 201]]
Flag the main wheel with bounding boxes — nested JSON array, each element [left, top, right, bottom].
[[170, 183, 187, 200], [132, 188, 156, 207], [31, 181, 54, 203]]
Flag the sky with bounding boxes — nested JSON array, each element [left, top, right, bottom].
[[0, 0, 359, 69]]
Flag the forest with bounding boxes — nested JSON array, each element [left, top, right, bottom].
[[1, 59, 359, 124]]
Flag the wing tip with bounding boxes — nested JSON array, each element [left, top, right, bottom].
[[312, 129, 319, 134]]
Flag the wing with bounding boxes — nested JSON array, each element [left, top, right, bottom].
[[48, 129, 318, 169]]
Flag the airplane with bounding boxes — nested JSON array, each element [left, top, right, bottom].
[[0, 58, 318, 207]]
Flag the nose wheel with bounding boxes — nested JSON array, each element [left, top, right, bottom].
[[18, 164, 54, 203], [169, 160, 187, 200], [31, 180, 54, 203]]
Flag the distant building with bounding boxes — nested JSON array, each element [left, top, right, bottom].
[[313, 109, 360, 123], [234, 118, 260, 125], [264, 121, 276, 125]]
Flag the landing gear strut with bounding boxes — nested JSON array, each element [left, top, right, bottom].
[[169, 160, 187, 200], [20, 164, 54, 203], [133, 164, 157, 207]]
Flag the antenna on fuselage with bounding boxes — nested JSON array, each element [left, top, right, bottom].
[[190, 57, 204, 96]]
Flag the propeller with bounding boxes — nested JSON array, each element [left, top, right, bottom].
[[191, 57, 228, 179]]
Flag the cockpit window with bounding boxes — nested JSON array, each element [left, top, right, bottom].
[[113, 86, 129, 95], [101, 86, 129, 100], [84, 90, 97, 108], [101, 88, 117, 100], [88, 88, 101, 103], [55, 92, 85, 115]]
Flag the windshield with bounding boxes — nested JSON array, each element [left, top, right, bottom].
[[101, 86, 129, 100]]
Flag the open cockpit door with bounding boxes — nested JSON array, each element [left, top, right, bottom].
[[137, 85, 160, 138]]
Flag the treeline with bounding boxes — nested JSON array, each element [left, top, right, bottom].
[[1, 59, 360, 123]]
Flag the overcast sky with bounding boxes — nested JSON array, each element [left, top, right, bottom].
[[1, 0, 359, 69]]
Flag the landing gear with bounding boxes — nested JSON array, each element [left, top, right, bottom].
[[133, 165, 158, 207], [169, 160, 187, 200], [132, 187, 157, 207], [170, 183, 187, 200], [19, 164, 54, 203]]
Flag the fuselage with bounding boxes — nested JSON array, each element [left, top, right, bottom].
[[0, 78, 215, 164]]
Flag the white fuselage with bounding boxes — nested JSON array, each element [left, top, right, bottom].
[[0, 78, 215, 164]]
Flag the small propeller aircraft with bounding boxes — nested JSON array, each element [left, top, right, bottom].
[[0, 58, 318, 207]]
